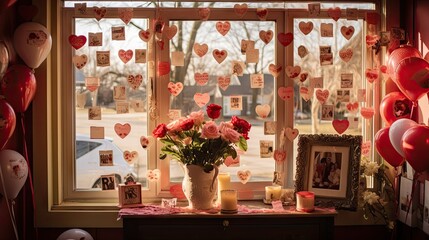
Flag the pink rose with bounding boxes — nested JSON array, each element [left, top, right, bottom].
[[201, 121, 220, 139], [167, 118, 185, 134], [188, 110, 205, 126], [221, 127, 241, 143], [218, 121, 233, 132]]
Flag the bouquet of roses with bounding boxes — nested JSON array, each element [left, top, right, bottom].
[[152, 104, 251, 172]]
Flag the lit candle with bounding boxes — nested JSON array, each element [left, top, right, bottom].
[[221, 190, 237, 213], [217, 172, 231, 201], [265, 185, 282, 201], [296, 191, 315, 212]]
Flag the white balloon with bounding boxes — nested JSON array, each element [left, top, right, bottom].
[[0, 41, 9, 79], [389, 118, 418, 157], [13, 22, 52, 69], [0, 149, 28, 200], [57, 229, 94, 240]]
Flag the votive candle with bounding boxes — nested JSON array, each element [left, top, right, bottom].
[[265, 185, 282, 201], [221, 190, 238, 213], [296, 191, 315, 212]]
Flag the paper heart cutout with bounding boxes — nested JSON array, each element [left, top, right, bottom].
[[285, 128, 299, 141], [72, 54, 88, 69], [114, 123, 131, 139], [332, 119, 349, 134], [341, 26, 355, 40], [346, 102, 359, 114], [365, 68, 379, 83], [298, 21, 313, 35], [217, 76, 231, 91], [328, 7, 341, 21], [194, 93, 210, 107], [139, 29, 152, 42], [212, 49, 228, 64], [274, 150, 286, 163], [339, 48, 353, 62], [277, 32, 293, 47], [167, 82, 184, 96], [268, 64, 282, 77], [255, 104, 271, 118], [361, 107, 375, 119], [300, 87, 312, 102], [169, 184, 186, 199], [124, 150, 138, 164], [118, 8, 133, 25], [164, 25, 178, 40], [195, 72, 209, 86], [256, 8, 268, 21], [157, 61, 170, 76], [198, 8, 210, 20], [216, 21, 231, 36], [140, 136, 152, 149], [259, 30, 273, 44], [234, 3, 248, 17], [286, 66, 301, 78], [299, 72, 308, 83], [298, 45, 309, 58], [277, 86, 293, 101], [68, 35, 86, 50], [315, 89, 330, 104], [224, 156, 240, 167], [18, 5, 38, 22], [119, 49, 133, 63], [93, 7, 106, 21], [146, 169, 161, 182], [127, 74, 143, 90], [193, 43, 208, 57], [237, 170, 251, 184]]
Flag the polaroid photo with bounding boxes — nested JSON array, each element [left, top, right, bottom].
[[96, 51, 110, 67], [321, 23, 333, 37], [308, 3, 321, 17], [321, 104, 334, 121], [135, 49, 147, 63], [231, 61, 245, 76], [310, 77, 323, 89], [114, 86, 126, 101], [101, 174, 116, 190], [171, 51, 184, 66], [88, 106, 101, 120], [112, 26, 125, 40], [168, 109, 182, 121], [99, 150, 114, 166], [423, 180, 429, 234], [90, 126, 104, 139], [246, 48, 259, 63], [399, 176, 418, 227], [250, 74, 264, 88], [337, 90, 351, 102], [320, 53, 333, 66], [390, 27, 406, 41], [357, 89, 366, 102], [118, 183, 143, 208], [259, 140, 274, 158], [116, 101, 130, 114], [130, 100, 145, 112], [241, 40, 255, 55], [379, 31, 390, 46], [341, 73, 354, 88], [88, 32, 102, 47], [74, 3, 87, 14], [264, 121, 276, 135], [346, 8, 358, 20], [230, 96, 243, 111]]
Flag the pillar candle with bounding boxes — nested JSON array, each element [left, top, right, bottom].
[[265, 185, 282, 201], [220, 190, 237, 213], [296, 191, 315, 212], [217, 172, 231, 200]]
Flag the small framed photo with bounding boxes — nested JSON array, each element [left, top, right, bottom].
[[114, 86, 126, 101], [320, 23, 333, 37], [320, 53, 333, 66], [264, 121, 276, 135], [116, 101, 130, 114], [89, 32, 102, 46], [99, 150, 113, 166], [240, 40, 255, 55], [135, 49, 147, 63], [308, 3, 320, 17], [112, 26, 125, 40], [118, 183, 143, 208], [337, 90, 351, 102], [250, 74, 264, 88], [101, 174, 116, 190], [390, 27, 406, 41], [88, 106, 101, 120], [230, 96, 242, 111], [340, 73, 353, 88], [321, 105, 334, 121], [96, 51, 110, 67], [260, 140, 273, 158]]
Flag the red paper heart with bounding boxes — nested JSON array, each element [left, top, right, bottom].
[[194, 72, 209, 86], [194, 93, 210, 107], [215, 21, 231, 36], [256, 8, 268, 20], [93, 7, 106, 21], [346, 102, 359, 114], [299, 73, 308, 83], [114, 123, 131, 139], [68, 35, 87, 50], [274, 150, 286, 163], [139, 29, 152, 42], [285, 128, 299, 141], [341, 26, 355, 40], [300, 87, 312, 102], [365, 68, 379, 83], [212, 49, 228, 64], [268, 64, 282, 77], [286, 66, 301, 78], [127, 74, 143, 90], [198, 8, 210, 20], [332, 119, 349, 134], [167, 82, 184, 96], [234, 3, 248, 17], [360, 107, 375, 119], [217, 76, 231, 91], [118, 49, 133, 63], [328, 7, 341, 21], [339, 48, 353, 62], [277, 86, 293, 101], [298, 21, 313, 35], [315, 89, 329, 104], [193, 43, 208, 57], [277, 32, 293, 47]]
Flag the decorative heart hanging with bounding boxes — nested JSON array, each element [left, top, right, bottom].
[[216, 21, 231, 36], [299, 72, 308, 83], [194, 93, 210, 107], [341, 26, 355, 40], [72, 54, 88, 69], [217, 76, 231, 91], [328, 7, 341, 21], [118, 8, 133, 25], [268, 64, 282, 77], [140, 136, 152, 149], [360, 107, 375, 119], [277, 32, 293, 47], [365, 68, 379, 83], [127, 74, 143, 90], [234, 3, 248, 17], [285, 66, 301, 78], [346, 102, 359, 114], [259, 30, 273, 44], [198, 8, 210, 20], [163, 25, 178, 40], [256, 8, 268, 21], [315, 89, 329, 104], [68, 35, 86, 50], [139, 29, 152, 42], [298, 21, 313, 35], [273, 150, 286, 163], [224, 156, 240, 167], [93, 6, 106, 21], [193, 43, 208, 57], [157, 61, 170, 76], [194, 72, 209, 86], [339, 48, 353, 62], [255, 104, 271, 118], [237, 170, 251, 184], [212, 49, 228, 64], [300, 87, 312, 102], [123, 150, 138, 164], [277, 86, 293, 101], [146, 169, 161, 182], [167, 82, 184, 96], [118, 49, 133, 63], [114, 123, 131, 139], [332, 119, 349, 134], [285, 128, 299, 141]]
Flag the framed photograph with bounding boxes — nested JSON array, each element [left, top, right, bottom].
[[295, 134, 362, 210], [118, 183, 143, 208]]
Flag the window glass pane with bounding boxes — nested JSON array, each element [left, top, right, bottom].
[[74, 18, 149, 190], [168, 20, 276, 183]]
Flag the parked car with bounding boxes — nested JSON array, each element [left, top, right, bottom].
[[75, 135, 135, 189]]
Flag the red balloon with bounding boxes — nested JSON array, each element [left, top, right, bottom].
[[380, 92, 412, 126], [0, 64, 36, 113], [375, 127, 404, 167], [395, 57, 429, 102], [0, 98, 16, 150], [385, 77, 401, 93], [402, 125, 429, 172], [387, 45, 421, 80]]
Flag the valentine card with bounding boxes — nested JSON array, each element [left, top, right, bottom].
[[340, 73, 354, 88], [250, 74, 264, 88], [96, 51, 110, 67], [112, 26, 125, 40], [230, 96, 243, 111], [135, 49, 147, 63], [88, 32, 102, 46]]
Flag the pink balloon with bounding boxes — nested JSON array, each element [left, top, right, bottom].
[[0, 149, 28, 200], [380, 91, 412, 126], [0, 98, 16, 150], [0, 64, 37, 113], [394, 57, 429, 101], [389, 118, 418, 157], [402, 125, 429, 173], [387, 45, 421, 80], [375, 127, 404, 167]]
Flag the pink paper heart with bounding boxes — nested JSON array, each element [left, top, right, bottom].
[[277, 86, 293, 101], [298, 21, 313, 35], [259, 30, 273, 44], [216, 21, 231, 36], [193, 43, 208, 57], [360, 107, 375, 119], [72, 54, 88, 69], [328, 7, 341, 21], [127, 74, 143, 90], [146, 169, 161, 182], [167, 82, 184, 96], [124, 150, 138, 164], [194, 93, 210, 107], [157, 61, 170, 76], [195, 72, 209, 86], [114, 123, 131, 139], [332, 120, 349, 134], [118, 8, 133, 25], [365, 68, 379, 83], [346, 102, 359, 114], [224, 156, 240, 167], [300, 87, 312, 102], [341, 26, 355, 40], [234, 3, 248, 17], [163, 25, 178, 40], [212, 49, 228, 64], [93, 6, 106, 21], [198, 8, 210, 20], [256, 8, 268, 21], [285, 128, 299, 141], [277, 32, 293, 47], [269, 64, 282, 77], [140, 136, 152, 149], [339, 48, 353, 62], [118, 49, 133, 63], [286, 66, 301, 78], [237, 170, 251, 184], [68, 35, 86, 50], [255, 104, 271, 118], [274, 150, 286, 163], [217, 76, 231, 91], [315, 89, 330, 104], [139, 29, 152, 42]]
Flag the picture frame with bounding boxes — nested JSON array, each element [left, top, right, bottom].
[[118, 183, 143, 208], [295, 134, 362, 210]]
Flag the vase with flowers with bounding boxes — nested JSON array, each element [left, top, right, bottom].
[[152, 104, 251, 209]]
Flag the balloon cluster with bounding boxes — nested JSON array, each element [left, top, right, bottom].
[[375, 45, 429, 173]]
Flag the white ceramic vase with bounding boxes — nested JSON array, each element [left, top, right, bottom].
[[182, 164, 218, 210]]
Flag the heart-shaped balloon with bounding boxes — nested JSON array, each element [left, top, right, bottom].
[[402, 125, 429, 172], [0, 99, 16, 150], [374, 127, 404, 167], [237, 170, 251, 184], [380, 91, 412, 126], [114, 123, 131, 139], [332, 119, 349, 134], [1, 64, 37, 113], [387, 45, 421, 80], [389, 118, 418, 157], [394, 57, 429, 101]]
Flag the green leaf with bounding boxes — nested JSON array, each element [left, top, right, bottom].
[[159, 153, 167, 160], [238, 136, 248, 151]]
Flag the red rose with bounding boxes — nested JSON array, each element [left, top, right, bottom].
[[152, 123, 168, 138], [206, 104, 222, 119], [231, 116, 251, 139], [180, 118, 194, 131]]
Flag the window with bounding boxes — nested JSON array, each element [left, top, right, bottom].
[[35, 1, 380, 227]]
